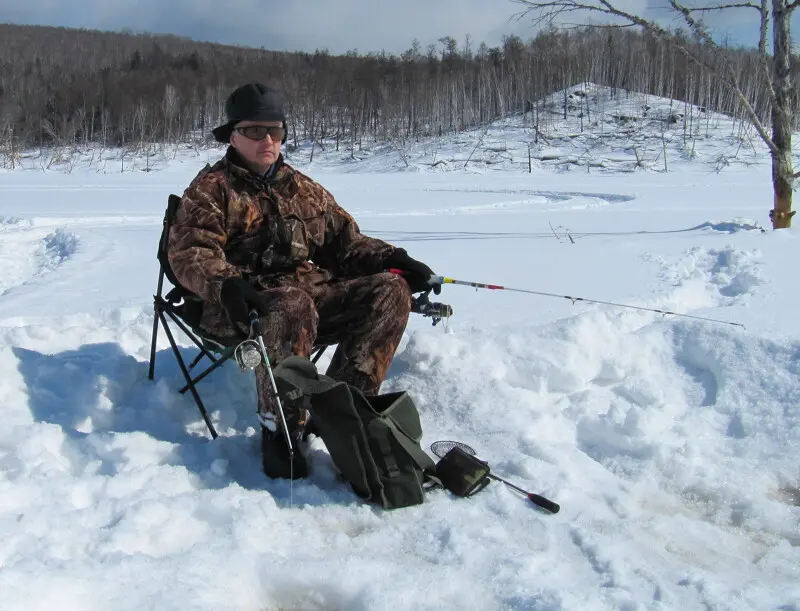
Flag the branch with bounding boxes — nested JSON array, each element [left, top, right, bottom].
[[669, 0, 717, 46], [514, 0, 626, 28], [558, 21, 639, 28], [665, 1, 760, 9], [787, 0, 799, 9]]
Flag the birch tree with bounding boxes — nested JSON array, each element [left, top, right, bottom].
[[513, 0, 798, 228]]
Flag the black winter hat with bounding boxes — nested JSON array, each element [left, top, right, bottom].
[[212, 82, 287, 143]]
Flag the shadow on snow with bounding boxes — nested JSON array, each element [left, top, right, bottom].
[[12, 342, 373, 509]]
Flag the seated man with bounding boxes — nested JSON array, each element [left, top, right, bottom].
[[167, 82, 440, 480]]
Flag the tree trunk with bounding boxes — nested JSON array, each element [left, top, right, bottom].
[[771, 148, 793, 229], [770, 0, 794, 229]]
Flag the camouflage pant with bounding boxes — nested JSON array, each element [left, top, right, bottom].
[[202, 271, 412, 429]]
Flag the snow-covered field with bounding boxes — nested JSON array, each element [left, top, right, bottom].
[[0, 86, 798, 610]]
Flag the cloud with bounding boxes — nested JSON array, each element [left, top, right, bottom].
[[0, 0, 533, 54], [1, 0, 792, 53]]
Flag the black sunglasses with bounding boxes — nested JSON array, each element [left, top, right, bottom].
[[234, 125, 286, 142]]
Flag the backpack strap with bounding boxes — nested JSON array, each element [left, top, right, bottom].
[[387, 419, 442, 488], [380, 406, 437, 473]]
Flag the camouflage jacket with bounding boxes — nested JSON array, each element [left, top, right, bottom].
[[168, 147, 397, 306]]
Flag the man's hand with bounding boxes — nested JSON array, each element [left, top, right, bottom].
[[385, 249, 441, 295], [220, 277, 264, 329]]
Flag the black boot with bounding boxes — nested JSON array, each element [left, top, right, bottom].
[[260, 378, 310, 479], [261, 426, 308, 479]]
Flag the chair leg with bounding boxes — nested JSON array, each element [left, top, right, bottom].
[[163, 307, 221, 363], [148, 304, 161, 380], [157, 309, 219, 439], [186, 351, 208, 372], [179, 349, 235, 394], [311, 345, 327, 364]]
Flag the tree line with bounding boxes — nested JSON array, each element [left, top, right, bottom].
[[0, 21, 797, 160]]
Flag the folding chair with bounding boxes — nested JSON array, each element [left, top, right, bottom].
[[147, 194, 326, 439], [147, 194, 451, 440], [147, 194, 237, 438]]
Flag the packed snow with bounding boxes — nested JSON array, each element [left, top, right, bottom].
[[0, 86, 798, 610]]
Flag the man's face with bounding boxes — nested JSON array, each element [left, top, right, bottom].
[[230, 120, 284, 172]]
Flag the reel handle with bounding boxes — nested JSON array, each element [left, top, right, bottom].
[[248, 309, 264, 336]]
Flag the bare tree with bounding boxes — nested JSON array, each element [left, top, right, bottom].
[[512, 0, 798, 228]]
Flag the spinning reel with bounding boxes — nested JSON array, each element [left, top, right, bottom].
[[411, 290, 453, 327], [234, 336, 263, 372]]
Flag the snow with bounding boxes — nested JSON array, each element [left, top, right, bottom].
[[0, 85, 798, 610]]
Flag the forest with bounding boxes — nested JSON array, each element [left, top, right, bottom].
[[0, 21, 797, 163]]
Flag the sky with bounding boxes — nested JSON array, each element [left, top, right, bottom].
[[0, 0, 791, 55], [0, 85, 797, 610]]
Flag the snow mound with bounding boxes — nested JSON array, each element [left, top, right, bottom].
[[278, 83, 771, 175], [391, 312, 800, 561], [645, 246, 765, 316], [0, 228, 80, 297], [39, 229, 80, 270], [680, 247, 764, 302], [0, 216, 32, 229]]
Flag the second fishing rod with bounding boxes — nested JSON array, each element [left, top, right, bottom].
[[389, 270, 745, 329]]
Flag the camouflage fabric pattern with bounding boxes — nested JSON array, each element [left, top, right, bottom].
[[252, 271, 411, 429], [168, 147, 396, 305], [167, 147, 411, 429]]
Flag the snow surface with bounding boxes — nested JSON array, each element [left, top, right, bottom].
[[0, 86, 798, 610]]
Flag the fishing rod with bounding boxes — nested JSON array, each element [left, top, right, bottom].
[[235, 310, 298, 506], [427, 275, 745, 329]]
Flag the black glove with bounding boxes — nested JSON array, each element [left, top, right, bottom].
[[385, 249, 441, 295], [219, 276, 265, 329]]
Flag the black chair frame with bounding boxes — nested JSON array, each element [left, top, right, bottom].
[[147, 194, 326, 439]]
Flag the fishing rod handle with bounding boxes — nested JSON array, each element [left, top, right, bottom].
[[488, 473, 560, 513], [388, 269, 444, 289], [528, 493, 560, 514]]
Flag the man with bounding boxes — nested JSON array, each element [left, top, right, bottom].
[[167, 82, 440, 480]]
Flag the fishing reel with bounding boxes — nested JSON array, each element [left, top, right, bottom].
[[235, 338, 262, 371], [234, 311, 265, 371], [412, 290, 453, 326]]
